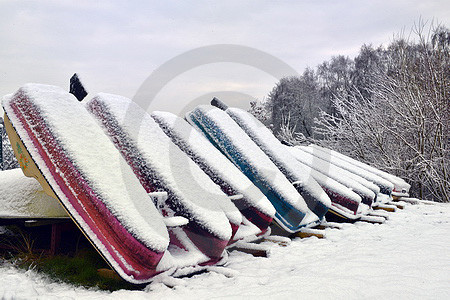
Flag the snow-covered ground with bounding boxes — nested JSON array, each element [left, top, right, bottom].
[[1, 202, 449, 299]]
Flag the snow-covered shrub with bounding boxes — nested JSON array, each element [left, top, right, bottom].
[[315, 23, 449, 202], [1, 117, 19, 171]]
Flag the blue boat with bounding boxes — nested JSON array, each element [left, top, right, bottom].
[[186, 105, 320, 233], [222, 105, 332, 220]]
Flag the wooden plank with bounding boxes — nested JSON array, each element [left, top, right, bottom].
[[97, 268, 121, 281], [229, 241, 270, 257], [316, 222, 343, 230], [295, 228, 325, 239], [24, 218, 70, 227], [50, 223, 62, 255], [373, 204, 396, 212], [388, 201, 405, 209], [367, 210, 389, 220], [397, 197, 436, 205], [358, 215, 385, 224], [262, 235, 291, 247]]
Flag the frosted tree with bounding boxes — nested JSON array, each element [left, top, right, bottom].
[[266, 68, 325, 139], [352, 44, 386, 101], [315, 23, 449, 202], [317, 55, 354, 116], [248, 99, 271, 127]]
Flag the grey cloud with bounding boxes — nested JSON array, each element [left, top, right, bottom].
[[0, 0, 448, 112]]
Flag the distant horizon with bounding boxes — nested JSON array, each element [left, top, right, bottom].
[[1, 1, 448, 115]]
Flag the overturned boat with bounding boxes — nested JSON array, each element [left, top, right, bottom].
[[2, 84, 170, 283], [286, 146, 376, 207], [186, 105, 320, 233], [308, 144, 410, 199], [221, 105, 331, 219], [85, 94, 239, 262], [151, 111, 276, 242], [298, 145, 395, 198], [217, 104, 375, 222]]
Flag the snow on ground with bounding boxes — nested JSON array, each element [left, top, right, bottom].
[[0, 169, 67, 218], [1, 202, 449, 299]]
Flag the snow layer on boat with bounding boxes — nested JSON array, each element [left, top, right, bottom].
[[376, 193, 392, 204], [2, 85, 169, 254], [232, 216, 266, 241], [309, 144, 410, 194], [187, 105, 319, 230], [286, 146, 375, 204], [290, 147, 380, 197], [151, 111, 275, 218], [226, 107, 331, 216], [86, 94, 237, 240], [0, 168, 67, 218], [299, 145, 394, 195], [281, 150, 363, 215]]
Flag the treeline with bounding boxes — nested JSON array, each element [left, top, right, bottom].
[[250, 22, 449, 202]]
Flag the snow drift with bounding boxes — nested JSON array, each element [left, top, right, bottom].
[[0, 168, 67, 218]]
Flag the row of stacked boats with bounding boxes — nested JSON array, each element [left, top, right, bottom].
[[0, 84, 410, 284]]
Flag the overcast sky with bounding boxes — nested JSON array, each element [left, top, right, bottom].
[[1, 0, 448, 115]]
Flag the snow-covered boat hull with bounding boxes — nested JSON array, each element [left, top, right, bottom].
[[186, 105, 320, 233], [207, 101, 367, 222], [221, 107, 342, 218], [151, 111, 276, 242], [86, 95, 235, 261], [2, 85, 170, 284]]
